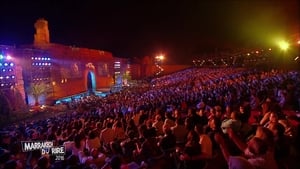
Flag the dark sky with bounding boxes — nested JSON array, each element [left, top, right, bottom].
[[0, 0, 299, 64]]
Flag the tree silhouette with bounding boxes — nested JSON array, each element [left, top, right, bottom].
[[0, 90, 11, 115], [27, 82, 51, 106]]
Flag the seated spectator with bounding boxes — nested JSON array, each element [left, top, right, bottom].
[[86, 130, 101, 152], [268, 122, 290, 168], [65, 154, 82, 169], [215, 133, 278, 169], [164, 112, 176, 128], [195, 124, 213, 159], [113, 121, 126, 141], [36, 156, 50, 169], [100, 122, 115, 150], [258, 99, 272, 124], [173, 109, 183, 121], [26, 150, 42, 169], [64, 134, 86, 156], [152, 115, 164, 136], [171, 118, 188, 145], [179, 130, 205, 169], [135, 128, 165, 168], [227, 156, 254, 169], [221, 111, 242, 135], [224, 105, 232, 120], [110, 141, 123, 156], [125, 119, 138, 138], [120, 131, 137, 162], [206, 117, 222, 150], [158, 124, 176, 153], [221, 126, 278, 169], [239, 104, 251, 124], [78, 148, 106, 168], [215, 106, 224, 121], [196, 109, 208, 126], [186, 108, 202, 128], [264, 112, 292, 135]]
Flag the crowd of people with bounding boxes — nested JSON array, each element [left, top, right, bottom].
[[1, 67, 300, 169]]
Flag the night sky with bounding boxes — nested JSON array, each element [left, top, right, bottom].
[[0, 0, 299, 64]]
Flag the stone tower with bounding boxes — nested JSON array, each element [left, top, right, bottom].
[[34, 18, 50, 45]]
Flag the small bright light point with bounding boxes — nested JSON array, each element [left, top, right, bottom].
[[156, 55, 164, 60], [295, 56, 299, 61], [247, 53, 250, 56], [297, 40, 300, 44], [0, 55, 3, 59], [255, 51, 259, 54], [6, 55, 12, 60], [278, 40, 289, 51], [268, 48, 272, 51]]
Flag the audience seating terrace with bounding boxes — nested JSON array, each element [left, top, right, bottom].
[[1, 67, 300, 169]]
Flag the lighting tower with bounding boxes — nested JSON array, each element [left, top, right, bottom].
[[0, 54, 16, 89]]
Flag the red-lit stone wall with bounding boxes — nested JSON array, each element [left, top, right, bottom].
[[28, 43, 115, 99]]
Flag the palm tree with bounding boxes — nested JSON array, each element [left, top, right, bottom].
[[122, 72, 131, 86], [27, 82, 51, 106]]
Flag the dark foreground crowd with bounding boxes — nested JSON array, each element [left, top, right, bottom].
[[1, 68, 300, 169]]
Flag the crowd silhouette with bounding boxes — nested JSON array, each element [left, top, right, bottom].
[[1, 67, 300, 169]]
